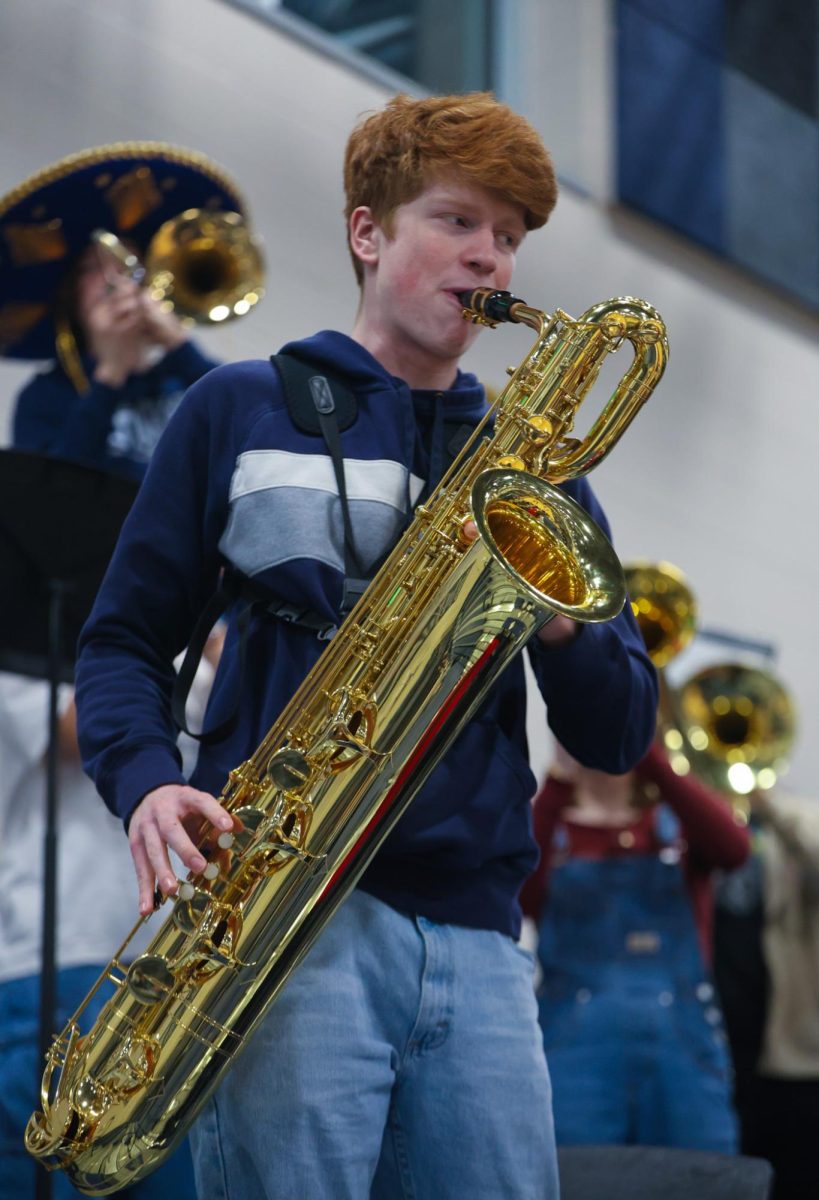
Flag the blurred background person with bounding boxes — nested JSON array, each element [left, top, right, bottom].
[[714, 742, 818, 1198], [521, 737, 749, 1152], [1, 142, 263, 480], [0, 141, 259, 1197], [521, 562, 753, 1152]]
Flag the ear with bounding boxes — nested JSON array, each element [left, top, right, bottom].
[[349, 206, 381, 271]]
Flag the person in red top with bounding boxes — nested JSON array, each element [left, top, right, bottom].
[[521, 740, 750, 1151]]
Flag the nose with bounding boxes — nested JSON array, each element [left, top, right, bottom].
[[462, 225, 498, 277]]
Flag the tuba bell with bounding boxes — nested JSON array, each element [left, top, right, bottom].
[[671, 662, 795, 799]]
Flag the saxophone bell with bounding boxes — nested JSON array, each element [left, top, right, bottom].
[[473, 468, 624, 623]]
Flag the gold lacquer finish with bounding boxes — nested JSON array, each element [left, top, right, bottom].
[[673, 662, 795, 801], [27, 287, 668, 1193], [624, 561, 697, 669], [91, 209, 265, 325], [623, 562, 795, 814]]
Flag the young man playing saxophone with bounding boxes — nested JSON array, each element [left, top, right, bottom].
[[76, 93, 657, 1199]]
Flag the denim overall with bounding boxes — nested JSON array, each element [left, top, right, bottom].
[[537, 810, 738, 1151]]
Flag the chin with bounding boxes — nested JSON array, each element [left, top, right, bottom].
[[448, 326, 478, 356], [425, 334, 471, 363]]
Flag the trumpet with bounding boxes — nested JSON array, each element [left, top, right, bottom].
[[91, 207, 265, 324], [55, 210, 265, 394]]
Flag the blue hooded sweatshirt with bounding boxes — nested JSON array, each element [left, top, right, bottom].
[[13, 340, 219, 482], [75, 330, 657, 938]]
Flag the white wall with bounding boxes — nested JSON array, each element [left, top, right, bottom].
[[1, 0, 816, 789]]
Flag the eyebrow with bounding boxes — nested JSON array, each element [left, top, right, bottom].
[[429, 192, 525, 228]]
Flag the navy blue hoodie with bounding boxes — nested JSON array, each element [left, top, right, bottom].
[[75, 330, 657, 937], [13, 341, 219, 481]]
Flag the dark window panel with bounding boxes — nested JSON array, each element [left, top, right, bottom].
[[725, 0, 816, 118], [617, 4, 725, 254]]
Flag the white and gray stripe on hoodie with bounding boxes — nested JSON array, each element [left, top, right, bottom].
[[219, 448, 426, 579]]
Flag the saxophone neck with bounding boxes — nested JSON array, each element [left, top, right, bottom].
[[475, 294, 668, 483], [546, 298, 668, 480]]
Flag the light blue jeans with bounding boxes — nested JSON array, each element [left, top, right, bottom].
[[190, 890, 558, 1199]]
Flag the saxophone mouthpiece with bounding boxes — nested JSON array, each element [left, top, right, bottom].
[[457, 289, 526, 326]]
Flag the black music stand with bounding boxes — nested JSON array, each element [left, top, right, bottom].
[[0, 449, 138, 1200]]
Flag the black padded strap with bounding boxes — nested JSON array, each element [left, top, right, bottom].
[[271, 352, 358, 435], [310, 378, 366, 585], [272, 353, 367, 607], [172, 572, 250, 745]]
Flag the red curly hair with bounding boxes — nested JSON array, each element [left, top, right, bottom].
[[343, 92, 558, 284]]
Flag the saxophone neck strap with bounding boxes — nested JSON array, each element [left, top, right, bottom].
[[271, 352, 359, 436], [172, 570, 248, 745], [271, 352, 366, 584]]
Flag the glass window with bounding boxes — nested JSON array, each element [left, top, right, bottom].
[[280, 0, 494, 92]]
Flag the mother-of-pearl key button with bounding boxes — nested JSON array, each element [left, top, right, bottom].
[[203, 862, 219, 880], [217, 832, 234, 849], [178, 882, 196, 901]]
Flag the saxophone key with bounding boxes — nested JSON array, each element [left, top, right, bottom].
[[125, 955, 176, 1005], [496, 454, 527, 472], [231, 805, 266, 852], [266, 747, 311, 791], [172, 885, 210, 933]]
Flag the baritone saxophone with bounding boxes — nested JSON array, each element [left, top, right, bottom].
[[27, 288, 668, 1193]]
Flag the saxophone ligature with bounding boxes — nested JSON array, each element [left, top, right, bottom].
[[27, 288, 668, 1193]]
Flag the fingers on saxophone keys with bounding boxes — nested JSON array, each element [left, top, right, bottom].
[[191, 790, 234, 835], [143, 822, 179, 901], [133, 840, 159, 917]]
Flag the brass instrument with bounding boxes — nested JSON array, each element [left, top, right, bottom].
[[27, 288, 668, 1193], [623, 563, 795, 810], [671, 662, 795, 800], [55, 212, 264, 394], [92, 209, 265, 324], [623, 560, 697, 668]]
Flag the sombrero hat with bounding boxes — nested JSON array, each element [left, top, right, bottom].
[[0, 142, 249, 361]]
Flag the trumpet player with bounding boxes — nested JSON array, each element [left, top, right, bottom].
[[75, 93, 658, 1200], [0, 145, 243, 482]]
